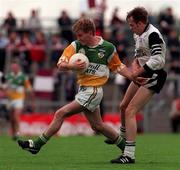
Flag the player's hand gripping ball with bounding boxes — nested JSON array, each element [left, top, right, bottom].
[[69, 53, 89, 73]]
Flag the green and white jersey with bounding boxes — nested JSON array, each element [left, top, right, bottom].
[[58, 37, 122, 86], [6, 72, 32, 100]]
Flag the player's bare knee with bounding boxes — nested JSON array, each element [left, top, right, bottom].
[[120, 102, 127, 112], [54, 110, 66, 121], [125, 106, 136, 118], [91, 123, 104, 132]]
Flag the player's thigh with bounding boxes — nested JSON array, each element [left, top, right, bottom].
[[13, 108, 23, 115], [127, 86, 154, 114], [57, 100, 84, 118], [75, 86, 103, 112], [10, 100, 23, 115], [83, 107, 103, 126], [121, 82, 139, 107]]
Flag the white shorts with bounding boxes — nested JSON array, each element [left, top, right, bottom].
[[9, 99, 24, 109], [75, 86, 103, 112]]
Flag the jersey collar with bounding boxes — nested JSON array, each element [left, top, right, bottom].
[[88, 36, 103, 48], [143, 23, 150, 33], [11, 71, 22, 77]]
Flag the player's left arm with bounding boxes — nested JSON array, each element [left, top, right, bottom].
[[109, 50, 147, 85], [143, 32, 165, 74], [108, 51, 133, 81]]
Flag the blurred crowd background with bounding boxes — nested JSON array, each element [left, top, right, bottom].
[[0, 0, 180, 133]]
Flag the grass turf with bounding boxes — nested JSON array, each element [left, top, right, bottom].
[[0, 134, 180, 170]]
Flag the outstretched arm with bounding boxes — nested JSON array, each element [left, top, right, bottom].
[[117, 63, 148, 86], [116, 64, 133, 81]]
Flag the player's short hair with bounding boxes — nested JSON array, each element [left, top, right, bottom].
[[126, 7, 148, 24], [72, 18, 96, 35]]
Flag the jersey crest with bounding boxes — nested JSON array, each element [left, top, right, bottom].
[[98, 49, 105, 59], [78, 48, 86, 55]]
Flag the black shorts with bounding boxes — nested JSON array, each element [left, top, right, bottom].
[[141, 69, 167, 93]]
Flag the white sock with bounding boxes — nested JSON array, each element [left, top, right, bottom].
[[114, 135, 123, 145], [124, 141, 136, 159], [120, 126, 126, 139]]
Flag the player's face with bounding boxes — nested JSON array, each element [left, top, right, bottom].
[[127, 17, 144, 35], [75, 30, 92, 45], [11, 63, 20, 74]]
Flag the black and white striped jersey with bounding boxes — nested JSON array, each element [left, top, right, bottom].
[[134, 23, 166, 72]]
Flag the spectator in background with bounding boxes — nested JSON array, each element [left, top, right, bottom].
[[6, 31, 20, 59], [16, 19, 31, 36], [0, 33, 9, 72], [29, 31, 47, 69], [102, 28, 113, 42], [5, 62, 34, 140], [169, 98, 180, 133], [158, 7, 175, 36], [2, 11, 17, 34], [57, 10, 74, 43], [49, 33, 68, 67], [167, 29, 180, 97], [87, 0, 96, 8], [113, 31, 129, 62], [167, 29, 180, 64], [19, 19, 28, 30], [97, 0, 107, 15], [148, 11, 158, 26], [93, 17, 104, 36], [17, 33, 32, 74], [27, 9, 42, 35], [110, 7, 124, 37], [94, 0, 107, 35]]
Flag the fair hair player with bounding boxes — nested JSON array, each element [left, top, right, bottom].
[[17, 18, 143, 158]]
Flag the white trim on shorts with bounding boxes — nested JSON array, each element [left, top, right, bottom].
[[75, 86, 103, 112], [9, 99, 24, 109]]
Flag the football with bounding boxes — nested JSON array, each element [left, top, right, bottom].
[[69, 53, 89, 73]]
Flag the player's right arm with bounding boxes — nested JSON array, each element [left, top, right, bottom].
[[57, 44, 75, 71], [57, 44, 85, 71], [107, 48, 134, 81]]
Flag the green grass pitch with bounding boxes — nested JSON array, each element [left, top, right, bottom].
[[1, 134, 180, 170]]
